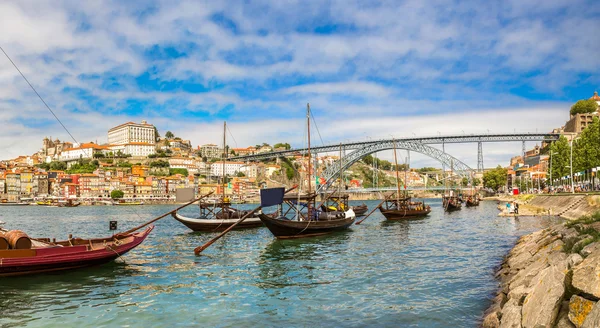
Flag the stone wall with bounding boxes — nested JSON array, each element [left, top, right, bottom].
[[482, 220, 600, 328]]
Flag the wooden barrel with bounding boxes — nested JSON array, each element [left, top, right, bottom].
[[0, 232, 8, 250], [4, 230, 32, 249]]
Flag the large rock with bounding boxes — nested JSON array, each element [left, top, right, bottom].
[[521, 265, 567, 328], [572, 251, 600, 299], [580, 241, 600, 257], [582, 301, 600, 328], [507, 284, 530, 303], [568, 295, 595, 327], [509, 258, 548, 290], [482, 311, 500, 328], [568, 254, 584, 269], [500, 298, 522, 328], [557, 300, 576, 328]]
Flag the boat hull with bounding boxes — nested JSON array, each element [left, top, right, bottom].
[[171, 212, 264, 232], [0, 226, 153, 277], [352, 205, 368, 216], [257, 213, 355, 239], [444, 203, 462, 212], [379, 208, 431, 220], [465, 200, 480, 207]]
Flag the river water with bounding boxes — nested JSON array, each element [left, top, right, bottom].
[[0, 200, 561, 327]]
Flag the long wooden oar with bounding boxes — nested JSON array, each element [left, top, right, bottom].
[[355, 192, 394, 225], [194, 205, 261, 255], [194, 185, 298, 255], [119, 192, 214, 235]]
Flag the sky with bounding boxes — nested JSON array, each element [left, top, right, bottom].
[[0, 0, 599, 168]]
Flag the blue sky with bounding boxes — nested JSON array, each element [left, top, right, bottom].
[[0, 0, 599, 167]]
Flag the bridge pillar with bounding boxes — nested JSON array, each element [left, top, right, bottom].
[[477, 142, 484, 172]]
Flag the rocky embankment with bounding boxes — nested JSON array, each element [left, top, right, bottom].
[[483, 216, 600, 328]]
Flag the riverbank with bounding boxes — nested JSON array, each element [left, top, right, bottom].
[[482, 214, 600, 328], [488, 194, 600, 220]]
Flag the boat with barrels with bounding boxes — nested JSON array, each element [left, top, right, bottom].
[[443, 195, 462, 212], [465, 195, 480, 207], [318, 193, 368, 217], [0, 226, 153, 277], [379, 196, 431, 220], [256, 105, 355, 239], [171, 121, 268, 232], [257, 191, 355, 239]]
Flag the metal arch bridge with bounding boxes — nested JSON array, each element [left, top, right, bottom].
[[229, 133, 560, 162], [316, 140, 473, 192], [228, 133, 559, 193]]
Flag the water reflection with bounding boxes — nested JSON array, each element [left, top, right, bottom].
[[257, 232, 351, 289], [0, 263, 139, 327]]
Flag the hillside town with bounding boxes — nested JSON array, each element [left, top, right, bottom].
[[504, 91, 600, 194], [0, 120, 293, 203]]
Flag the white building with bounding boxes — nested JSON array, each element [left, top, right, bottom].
[[210, 161, 245, 177], [265, 164, 281, 177], [109, 142, 155, 157], [108, 120, 156, 145], [200, 144, 222, 159], [240, 164, 258, 178], [168, 157, 205, 174], [60, 143, 110, 161]]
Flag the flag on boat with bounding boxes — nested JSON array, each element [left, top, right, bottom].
[[260, 187, 285, 207]]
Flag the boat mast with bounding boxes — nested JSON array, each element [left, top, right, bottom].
[[404, 150, 409, 198], [392, 139, 401, 205], [339, 143, 342, 196], [307, 103, 312, 219], [223, 121, 226, 201]]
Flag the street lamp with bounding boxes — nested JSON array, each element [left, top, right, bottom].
[[550, 151, 558, 188], [570, 138, 575, 194]]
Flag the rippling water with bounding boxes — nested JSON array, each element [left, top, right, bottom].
[[0, 200, 561, 327]]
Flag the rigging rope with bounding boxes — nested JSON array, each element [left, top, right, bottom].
[[0, 46, 80, 145], [309, 108, 325, 147]]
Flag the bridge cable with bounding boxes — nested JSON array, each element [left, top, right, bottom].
[[0, 46, 79, 146]]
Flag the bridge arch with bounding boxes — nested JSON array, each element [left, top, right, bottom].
[[317, 140, 474, 192]]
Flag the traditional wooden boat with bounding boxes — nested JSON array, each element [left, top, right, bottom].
[[378, 196, 431, 220], [0, 226, 153, 277], [443, 195, 462, 212], [465, 195, 480, 207], [318, 193, 368, 216], [58, 199, 80, 207], [0, 202, 30, 206], [351, 204, 368, 216], [258, 191, 355, 239], [172, 210, 264, 232]]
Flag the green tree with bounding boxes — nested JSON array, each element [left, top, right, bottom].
[[111, 190, 124, 199], [418, 167, 439, 173], [154, 127, 160, 142], [149, 160, 170, 168], [274, 142, 291, 150], [473, 177, 481, 186], [236, 171, 246, 177], [482, 165, 508, 191], [549, 135, 571, 181], [169, 168, 188, 176], [573, 117, 600, 173], [165, 131, 174, 139], [116, 161, 132, 168], [461, 177, 469, 187], [570, 99, 598, 116]]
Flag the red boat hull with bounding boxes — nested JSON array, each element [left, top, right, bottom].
[[0, 226, 153, 277]]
